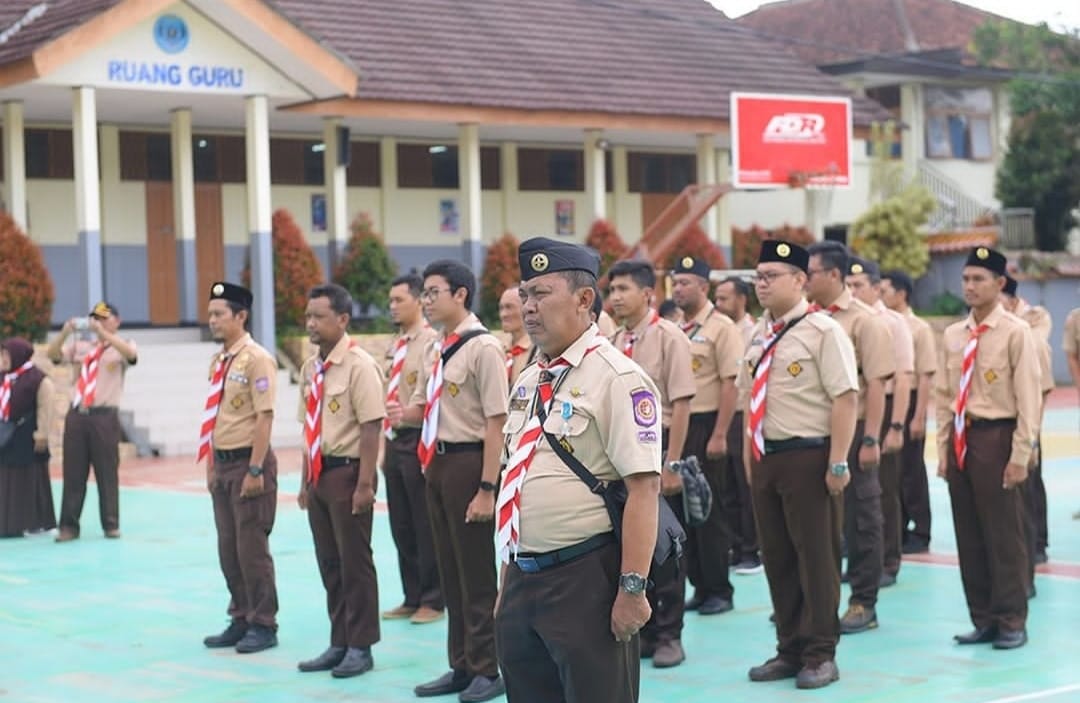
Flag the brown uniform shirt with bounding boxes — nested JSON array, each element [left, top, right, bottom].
[[597, 310, 618, 339], [385, 322, 438, 430], [502, 325, 662, 552], [683, 303, 743, 415], [1016, 303, 1054, 394], [500, 332, 534, 389], [409, 313, 509, 442], [904, 309, 937, 379], [298, 335, 386, 457], [62, 339, 136, 408], [1064, 308, 1080, 357], [735, 313, 756, 411], [208, 334, 277, 450], [736, 298, 859, 439], [873, 300, 915, 395], [934, 303, 1041, 467], [826, 289, 895, 419], [611, 313, 696, 428], [33, 376, 55, 443]]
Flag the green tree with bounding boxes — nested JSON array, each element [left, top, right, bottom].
[[0, 211, 54, 341], [333, 212, 398, 323], [479, 233, 520, 326], [850, 182, 935, 278], [241, 208, 324, 337]]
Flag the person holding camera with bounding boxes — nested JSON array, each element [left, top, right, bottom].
[[47, 302, 137, 542]]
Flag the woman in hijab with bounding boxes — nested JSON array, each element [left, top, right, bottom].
[[0, 338, 56, 537]]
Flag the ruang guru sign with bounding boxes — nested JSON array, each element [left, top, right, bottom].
[[730, 93, 853, 189]]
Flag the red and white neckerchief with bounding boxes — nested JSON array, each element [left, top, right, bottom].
[[747, 319, 787, 461], [953, 323, 990, 470], [305, 358, 333, 485], [0, 360, 34, 421], [72, 343, 107, 409], [197, 351, 234, 464], [384, 335, 409, 439], [506, 343, 529, 381], [808, 302, 840, 315], [417, 332, 462, 471], [496, 345, 599, 562], [623, 310, 659, 357]]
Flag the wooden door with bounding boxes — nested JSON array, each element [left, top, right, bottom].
[[146, 181, 179, 324], [194, 183, 225, 323]]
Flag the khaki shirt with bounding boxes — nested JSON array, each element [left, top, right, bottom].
[[873, 300, 915, 395], [502, 324, 662, 552], [298, 335, 385, 457], [683, 303, 743, 415], [904, 309, 937, 378], [500, 332, 534, 389], [1016, 303, 1054, 394], [734, 313, 756, 412], [208, 334, 277, 450], [33, 376, 55, 443], [1063, 308, 1080, 357], [826, 290, 895, 419], [736, 298, 859, 439], [934, 304, 1041, 467], [386, 322, 438, 430], [62, 339, 136, 408], [597, 310, 618, 339], [409, 313, 508, 442], [611, 313, 696, 427]]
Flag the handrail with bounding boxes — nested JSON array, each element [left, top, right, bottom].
[[916, 160, 996, 231]]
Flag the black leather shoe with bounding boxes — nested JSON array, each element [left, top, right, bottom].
[[902, 537, 929, 554], [297, 646, 346, 672], [954, 626, 997, 644], [234, 624, 277, 653], [332, 647, 374, 678], [459, 675, 505, 702], [414, 670, 471, 698], [685, 591, 705, 611], [1034, 551, 1048, 565], [698, 596, 734, 615], [203, 620, 248, 648], [748, 656, 801, 682], [992, 629, 1028, 650], [796, 660, 840, 689]]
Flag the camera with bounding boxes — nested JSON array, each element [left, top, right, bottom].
[[73, 317, 90, 331]]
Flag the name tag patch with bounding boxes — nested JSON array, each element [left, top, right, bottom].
[[637, 430, 658, 444], [509, 398, 529, 411], [227, 373, 248, 385]]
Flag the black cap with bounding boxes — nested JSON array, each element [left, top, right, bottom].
[[209, 281, 253, 308], [847, 256, 879, 278], [671, 255, 711, 279], [964, 247, 1007, 277], [758, 240, 809, 273], [1003, 275, 1018, 297], [518, 237, 600, 281], [90, 301, 117, 318]]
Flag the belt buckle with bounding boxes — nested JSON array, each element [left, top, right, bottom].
[[436, 440, 447, 455], [515, 556, 540, 573]]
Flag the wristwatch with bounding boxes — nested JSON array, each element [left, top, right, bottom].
[[479, 480, 497, 493], [861, 435, 878, 447], [830, 462, 849, 476], [619, 572, 648, 595], [889, 422, 904, 432], [248, 465, 264, 478], [666, 460, 682, 472]]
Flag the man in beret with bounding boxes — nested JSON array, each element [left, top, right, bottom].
[[495, 236, 660, 702], [48, 301, 138, 542], [935, 248, 1041, 649], [200, 282, 282, 654]]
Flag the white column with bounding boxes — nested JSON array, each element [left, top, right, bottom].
[[171, 108, 198, 322], [715, 148, 732, 253], [612, 145, 629, 230], [696, 134, 718, 242], [72, 87, 103, 308], [245, 95, 274, 349], [458, 123, 483, 274], [900, 83, 923, 180], [499, 142, 516, 236], [584, 129, 606, 224], [2, 101, 27, 231], [322, 117, 348, 275]]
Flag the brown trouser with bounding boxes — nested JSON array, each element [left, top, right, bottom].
[[845, 419, 884, 608], [496, 541, 638, 703], [947, 422, 1028, 632], [724, 411, 757, 561], [211, 451, 279, 628], [425, 448, 498, 677], [385, 429, 443, 610], [752, 444, 841, 666], [307, 461, 380, 648], [879, 395, 903, 577], [683, 412, 733, 600], [59, 408, 121, 534], [901, 390, 931, 545], [642, 431, 685, 647], [1022, 433, 1047, 558]]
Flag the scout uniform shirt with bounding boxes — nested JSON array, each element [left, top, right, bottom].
[[1015, 302, 1055, 395], [501, 333, 534, 389], [683, 303, 744, 415], [904, 309, 937, 381], [873, 300, 915, 395], [299, 335, 386, 457], [502, 325, 662, 553], [409, 313, 509, 442], [209, 334, 277, 451], [827, 289, 895, 419], [934, 303, 1042, 467], [736, 298, 859, 440], [386, 322, 439, 430], [735, 313, 756, 412], [62, 338, 136, 408], [1064, 308, 1080, 362], [611, 314, 696, 428], [597, 310, 618, 339]]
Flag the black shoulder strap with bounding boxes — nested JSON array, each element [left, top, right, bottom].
[[751, 314, 808, 377], [440, 329, 489, 365]]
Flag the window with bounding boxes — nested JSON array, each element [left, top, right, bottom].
[[192, 135, 247, 183], [865, 86, 902, 158], [345, 142, 381, 187], [24, 128, 74, 179], [397, 144, 501, 189], [518, 148, 584, 191], [627, 152, 696, 193], [924, 86, 993, 160], [270, 138, 324, 186]]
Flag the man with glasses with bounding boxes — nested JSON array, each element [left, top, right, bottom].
[[739, 240, 857, 690]]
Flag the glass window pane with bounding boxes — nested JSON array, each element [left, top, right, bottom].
[[970, 117, 992, 160]]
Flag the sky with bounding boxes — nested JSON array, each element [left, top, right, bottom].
[[708, 0, 1080, 30]]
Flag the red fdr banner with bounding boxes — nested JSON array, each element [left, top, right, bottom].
[[730, 93, 852, 189]]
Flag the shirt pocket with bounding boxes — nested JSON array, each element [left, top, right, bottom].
[[441, 364, 469, 399], [323, 378, 350, 412], [541, 406, 590, 438], [769, 346, 816, 389], [690, 340, 712, 373]]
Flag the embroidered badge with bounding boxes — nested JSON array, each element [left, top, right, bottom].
[[570, 387, 584, 398], [850, 263, 864, 274], [692, 357, 703, 372], [231, 396, 244, 409], [777, 243, 791, 258], [328, 398, 341, 413], [407, 370, 418, 386], [531, 253, 549, 272], [254, 377, 270, 392], [976, 247, 990, 260], [637, 430, 658, 444], [227, 372, 248, 385], [787, 362, 802, 377], [631, 389, 657, 427], [212, 283, 225, 296], [682, 256, 694, 268], [447, 382, 460, 397], [558, 437, 574, 454], [984, 369, 997, 384], [517, 386, 527, 398], [509, 398, 529, 411]]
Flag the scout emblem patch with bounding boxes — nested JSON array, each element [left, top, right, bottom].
[[976, 247, 990, 260], [850, 263, 864, 274], [776, 243, 791, 258], [530, 253, 549, 272], [787, 362, 802, 377], [447, 382, 460, 397], [983, 369, 997, 384], [212, 283, 225, 296], [328, 398, 341, 413], [682, 256, 694, 268], [631, 389, 657, 427], [407, 370, 418, 386], [231, 396, 244, 409], [692, 357, 703, 372]]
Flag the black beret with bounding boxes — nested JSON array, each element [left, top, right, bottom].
[[671, 255, 711, 279], [518, 237, 600, 281], [209, 281, 253, 308], [1003, 275, 1018, 297], [964, 247, 1007, 277], [90, 301, 117, 318], [847, 256, 879, 278], [758, 240, 809, 273]]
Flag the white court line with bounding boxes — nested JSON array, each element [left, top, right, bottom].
[[982, 683, 1080, 703]]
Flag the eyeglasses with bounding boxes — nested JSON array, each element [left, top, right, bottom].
[[751, 271, 794, 286], [420, 287, 451, 301]]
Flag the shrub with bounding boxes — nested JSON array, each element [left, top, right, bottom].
[[241, 208, 324, 336], [731, 224, 814, 268], [585, 219, 630, 278], [479, 233, 520, 326], [849, 183, 935, 278], [0, 211, 54, 341], [333, 212, 398, 323]]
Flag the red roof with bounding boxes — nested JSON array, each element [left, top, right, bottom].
[[0, 0, 121, 67]]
